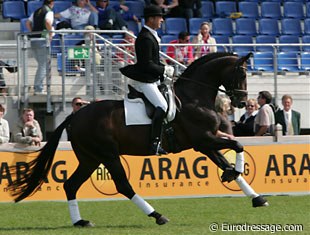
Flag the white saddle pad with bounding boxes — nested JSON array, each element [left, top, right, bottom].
[[124, 96, 152, 126]]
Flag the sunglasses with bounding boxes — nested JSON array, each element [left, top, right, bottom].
[[246, 105, 254, 108], [75, 103, 83, 107]]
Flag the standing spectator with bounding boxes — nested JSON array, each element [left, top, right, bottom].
[[26, 0, 55, 95], [0, 104, 10, 144], [175, 0, 202, 20], [166, 31, 194, 66], [233, 98, 259, 136], [150, 0, 179, 17], [66, 97, 90, 141], [96, 0, 127, 30], [275, 94, 301, 135], [55, 0, 98, 30], [12, 108, 43, 146], [254, 91, 275, 136], [192, 22, 217, 59]]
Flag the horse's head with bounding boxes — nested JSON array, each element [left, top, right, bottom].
[[221, 53, 251, 108]]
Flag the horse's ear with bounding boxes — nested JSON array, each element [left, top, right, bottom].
[[235, 52, 253, 66]]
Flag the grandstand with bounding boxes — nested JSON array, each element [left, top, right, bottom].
[[0, 0, 309, 139]]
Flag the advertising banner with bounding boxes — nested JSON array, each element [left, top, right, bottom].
[[0, 144, 309, 202]]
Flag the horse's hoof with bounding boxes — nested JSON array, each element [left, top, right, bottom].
[[74, 219, 95, 227], [252, 196, 269, 208], [221, 167, 240, 183], [156, 215, 169, 225]]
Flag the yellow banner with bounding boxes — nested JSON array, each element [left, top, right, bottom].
[[0, 144, 309, 202]]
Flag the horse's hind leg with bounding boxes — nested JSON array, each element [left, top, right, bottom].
[[103, 157, 169, 225], [64, 162, 99, 227]]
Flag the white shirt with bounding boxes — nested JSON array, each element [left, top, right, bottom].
[[143, 25, 161, 43], [0, 118, 10, 144], [60, 5, 91, 29]]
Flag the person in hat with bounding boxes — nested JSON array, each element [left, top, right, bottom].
[[120, 4, 174, 155]]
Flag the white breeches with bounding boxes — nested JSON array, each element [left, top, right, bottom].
[[131, 80, 168, 112]]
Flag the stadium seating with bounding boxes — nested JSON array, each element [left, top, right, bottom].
[[212, 18, 234, 36], [126, 1, 144, 18], [278, 35, 300, 52], [300, 52, 310, 71], [188, 18, 208, 35], [213, 35, 230, 52], [27, 1, 43, 17], [255, 35, 277, 52], [53, 1, 72, 14], [126, 20, 139, 36], [258, 18, 280, 36], [307, 2, 310, 18], [277, 52, 300, 72], [261, 2, 282, 19], [238, 2, 259, 19], [281, 18, 303, 36], [232, 35, 254, 54], [283, 2, 305, 19], [235, 18, 257, 36], [215, 1, 237, 18], [302, 35, 310, 52], [2, 1, 27, 20], [160, 34, 178, 53], [165, 18, 187, 35], [304, 19, 310, 35], [20, 18, 29, 33], [253, 52, 274, 72], [201, 1, 215, 19]]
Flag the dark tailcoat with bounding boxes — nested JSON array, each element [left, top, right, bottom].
[[120, 27, 165, 83], [275, 109, 301, 135]]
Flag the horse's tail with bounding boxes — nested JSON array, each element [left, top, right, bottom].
[[8, 115, 73, 202]]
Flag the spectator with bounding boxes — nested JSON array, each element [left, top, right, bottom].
[[175, 0, 202, 20], [275, 94, 301, 135], [113, 1, 140, 23], [233, 98, 259, 136], [55, 0, 98, 30], [192, 22, 217, 59], [166, 31, 194, 66], [0, 60, 18, 95], [12, 108, 43, 146], [254, 91, 275, 136], [150, 0, 179, 17], [66, 97, 90, 141], [26, 0, 55, 95], [96, 0, 127, 30], [115, 31, 136, 65], [0, 104, 10, 144]]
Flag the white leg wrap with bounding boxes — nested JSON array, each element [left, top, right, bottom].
[[235, 152, 244, 173], [68, 199, 82, 224], [235, 175, 259, 198], [131, 194, 155, 215]]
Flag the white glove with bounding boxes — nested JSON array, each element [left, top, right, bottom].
[[164, 65, 174, 78]]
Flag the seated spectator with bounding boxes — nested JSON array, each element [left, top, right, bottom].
[[166, 31, 194, 66], [233, 98, 259, 136], [175, 0, 202, 20], [254, 91, 275, 136], [12, 108, 43, 146], [275, 94, 301, 135], [55, 0, 98, 30], [150, 0, 179, 17], [113, 0, 140, 23], [192, 22, 217, 59], [0, 104, 10, 144], [96, 0, 127, 30], [115, 31, 136, 65]]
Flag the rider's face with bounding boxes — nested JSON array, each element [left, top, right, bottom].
[[148, 16, 163, 30]]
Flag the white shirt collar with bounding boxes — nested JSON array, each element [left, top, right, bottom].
[[143, 25, 161, 43]]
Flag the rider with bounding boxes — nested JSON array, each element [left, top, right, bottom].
[[120, 5, 174, 155]]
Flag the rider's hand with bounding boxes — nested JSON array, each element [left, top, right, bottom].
[[164, 65, 174, 78]]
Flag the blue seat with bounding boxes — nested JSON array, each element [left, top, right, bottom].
[[2, 1, 27, 20], [165, 18, 187, 35], [261, 2, 282, 19], [281, 18, 302, 36], [279, 35, 300, 52], [277, 52, 300, 72], [201, 1, 215, 19], [213, 35, 230, 52], [302, 35, 310, 52], [253, 52, 274, 72], [126, 1, 144, 18], [160, 34, 178, 53], [232, 35, 254, 53], [27, 1, 43, 17], [305, 18, 310, 35], [258, 18, 280, 36], [307, 2, 310, 18], [238, 2, 259, 19], [126, 20, 139, 36], [20, 18, 29, 33], [53, 1, 72, 14], [300, 52, 310, 71], [235, 18, 257, 36], [255, 35, 277, 52], [212, 18, 234, 36], [189, 18, 208, 35], [283, 2, 305, 19], [215, 1, 237, 18]]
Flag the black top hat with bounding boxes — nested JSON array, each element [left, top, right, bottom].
[[144, 4, 164, 18]]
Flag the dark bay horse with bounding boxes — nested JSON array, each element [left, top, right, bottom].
[[8, 52, 268, 227]]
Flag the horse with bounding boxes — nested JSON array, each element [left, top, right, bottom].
[[8, 52, 268, 227]]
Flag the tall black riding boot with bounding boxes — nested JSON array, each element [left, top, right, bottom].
[[150, 107, 167, 155]]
